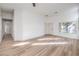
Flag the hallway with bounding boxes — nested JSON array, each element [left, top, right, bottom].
[[0, 35, 78, 56], [2, 34, 13, 42]]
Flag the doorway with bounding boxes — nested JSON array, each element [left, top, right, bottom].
[[2, 19, 13, 41], [45, 23, 53, 35]]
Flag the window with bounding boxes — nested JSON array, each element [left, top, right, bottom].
[[59, 22, 76, 33]]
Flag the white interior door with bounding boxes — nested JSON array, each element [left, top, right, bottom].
[[45, 23, 53, 34]]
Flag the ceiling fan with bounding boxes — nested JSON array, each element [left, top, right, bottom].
[[32, 3, 36, 7]]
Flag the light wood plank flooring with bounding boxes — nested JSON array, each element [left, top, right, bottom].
[[0, 34, 79, 56]]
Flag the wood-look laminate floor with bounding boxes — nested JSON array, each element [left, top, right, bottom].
[[0, 34, 79, 56]]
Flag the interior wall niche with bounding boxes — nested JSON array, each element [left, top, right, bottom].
[[59, 21, 77, 34]]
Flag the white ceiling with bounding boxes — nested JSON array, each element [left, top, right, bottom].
[[0, 3, 78, 16]]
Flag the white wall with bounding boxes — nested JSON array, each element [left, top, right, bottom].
[[46, 7, 78, 39], [13, 8, 23, 41], [78, 8, 79, 38], [13, 8, 45, 41], [0, 8, 2, 42], [22, 9, 45, 40]]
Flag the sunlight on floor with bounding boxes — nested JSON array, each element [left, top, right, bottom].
[[32, 42, 68, 46], [37, 38, 62, 41], [12, 42, 30, 46]]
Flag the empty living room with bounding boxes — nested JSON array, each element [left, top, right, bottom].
[[0, 3, 79, 56]]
